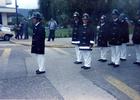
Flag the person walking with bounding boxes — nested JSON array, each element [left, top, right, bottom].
[[31, 12, 46, 74], [71, 12, 82, 64], [79, 13, 95, 70], [97, 15, 109, 62], [132, 10, 140, 66], [108, 9, 122, 68], [48, 18, 57, 41], [119, 13, 129, 61]]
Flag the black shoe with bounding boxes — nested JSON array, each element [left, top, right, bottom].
[[120, 58, 126, 61], [113, 64, 120, 68], [133, 62, 140, 65], [108, 62, 115, 66], [98, 59, 107, 62], [81, 66, 91, 70], [98, 59, 103, 61], [36, 70, 45, 74], [81, 66, 85, 69], [74, 61, 82, 64]]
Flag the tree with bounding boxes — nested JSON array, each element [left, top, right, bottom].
[[39, 0, 140, 23]]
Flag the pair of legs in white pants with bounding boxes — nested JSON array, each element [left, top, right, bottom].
[[100, 47, 108, 60], [75, 45, 82, 62], [134, 44, 140, 63], [34, 54, 45, 71], [80, 50, 92, 67], [120, 43, 127, 60], [111, 46, 121, 65]]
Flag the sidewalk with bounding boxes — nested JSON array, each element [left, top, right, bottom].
[[10, 38, 74, 48]]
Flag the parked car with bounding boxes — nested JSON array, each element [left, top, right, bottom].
[[0, 26, 14, 41]]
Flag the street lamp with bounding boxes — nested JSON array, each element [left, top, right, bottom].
[[15, 0, 18, 25]]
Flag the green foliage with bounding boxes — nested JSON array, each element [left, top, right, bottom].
[[45, 28, 72, 38], [38, 0, 140, 25]]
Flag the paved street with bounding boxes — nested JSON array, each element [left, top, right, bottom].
[[0, 40, 140, 100]]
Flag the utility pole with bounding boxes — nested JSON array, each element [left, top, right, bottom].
[[15, 0, 18, 25]]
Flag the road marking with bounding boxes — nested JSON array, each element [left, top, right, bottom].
[[1, 48, 11, 65], [106, 75, 140, 100], [0, 44, 17, 46], [52, 48, 71, 56], [51, 48, 140, 100]]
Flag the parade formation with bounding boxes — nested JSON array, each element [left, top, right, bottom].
[[28, 8, 140, 74], [70, 9, 140, 71]]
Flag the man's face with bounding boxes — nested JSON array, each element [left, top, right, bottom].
[[32, 18, 37, 24], [112, 14, 118, 19], [74, 16, 79, 21], [83, 19, 88, 24], [136, 15, 140, 19]]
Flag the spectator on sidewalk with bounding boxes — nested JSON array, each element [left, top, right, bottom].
[[22, 18, 29, 39], [31, 12, 46, 74], [48, 18, 57, 41], [15, 24, 20, 40], [19, 23, 24, 39]]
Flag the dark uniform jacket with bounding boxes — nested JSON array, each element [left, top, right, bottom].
[[79, 24, 94, 51], [31, 22, 46, 54], [71, 20, 81, 45], [132, 18, 140, 44], [120, 20, 129, 43], [108, 19, 122, 45], [97, 22, 109, 47]]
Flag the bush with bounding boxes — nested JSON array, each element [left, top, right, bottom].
[[45, 28, 72, 38]]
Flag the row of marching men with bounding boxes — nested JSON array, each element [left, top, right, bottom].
[[71, 9, 140, 70]]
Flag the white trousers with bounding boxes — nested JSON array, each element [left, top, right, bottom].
[[111, 46, 121, 65], [135, 45, 140, 62], [75, 45, 82, 62], [80, 50, 92, 67], [120, 43, 127, 59], [100, 47, 108, 60], [34, 54, 45, 71]]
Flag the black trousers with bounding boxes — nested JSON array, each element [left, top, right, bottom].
[[48, 30, 55, 41]]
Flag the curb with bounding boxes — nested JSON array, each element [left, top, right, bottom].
[[10, 40, 75, 48]]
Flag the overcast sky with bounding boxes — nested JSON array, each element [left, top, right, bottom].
[[7, 0, 39, 9]]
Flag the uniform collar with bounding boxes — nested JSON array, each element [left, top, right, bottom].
[[101, 23, 105, 26], [35, 22, 40, 26], [113, 18, 118, 22]]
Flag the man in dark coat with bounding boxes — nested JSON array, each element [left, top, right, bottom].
[[71, 12, 82, 64], [132, 10, 140, 66], [79, 13, 95, 70], [119, 13, 129, 61], [108, 9, 122, 67], [31, 12, 46, 74], [97, 15, 109, 62]]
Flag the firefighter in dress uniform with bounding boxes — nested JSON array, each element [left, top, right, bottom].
[[132, 10, 140, 66], [71, 12, 82, 64], [79, 13, 95, 70], [97, 15, 109, 62], [108, 9, 122, 68], [31, 12, 46, 74], [119, 13, 129, 61]]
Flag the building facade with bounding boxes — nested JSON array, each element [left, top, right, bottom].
[[0, 0, 16, 25]]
